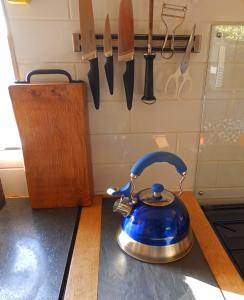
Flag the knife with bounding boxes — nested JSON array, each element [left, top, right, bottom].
[[118, 0, 134, 110], [79, 0, 100, 109], [103, 14, 114, 95]]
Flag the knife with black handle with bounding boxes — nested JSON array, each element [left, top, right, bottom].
[[118, 0, 134, 110]]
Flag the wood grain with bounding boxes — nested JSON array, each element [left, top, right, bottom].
[[182, 192, 244, 300], [9, 83, 93, 208], [64, 196, 102, 300], [118, 0, 134, 60], [79, 0, 96, 60]]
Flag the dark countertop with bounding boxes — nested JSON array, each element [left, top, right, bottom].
[[98, 199, 224, 300], [0, 199, 79, 300]]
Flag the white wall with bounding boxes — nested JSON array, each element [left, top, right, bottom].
[[2, 0, 244, 197]]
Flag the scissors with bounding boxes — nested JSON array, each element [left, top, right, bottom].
[[164, 24, 196, 99]]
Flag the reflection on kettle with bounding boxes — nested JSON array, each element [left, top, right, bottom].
[[107, 151, 194, 264]]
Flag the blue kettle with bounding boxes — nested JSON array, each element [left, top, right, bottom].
[[107, 151, 194, 263]]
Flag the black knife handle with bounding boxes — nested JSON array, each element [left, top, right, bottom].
[[123, 60, 134, 110], [104, 56, 114, 95], [142, 53, 156, 103], [88, 57, 100, 110]]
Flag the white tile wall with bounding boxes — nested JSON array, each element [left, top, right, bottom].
[[93, 163, 130, 193], [131, 100, 202, 133], [8, 19, 81, 63], [90, 133, 177, 164], [189, 1, 244, 22], [88, 102, 131, 134], [3, 0, 244, 197]]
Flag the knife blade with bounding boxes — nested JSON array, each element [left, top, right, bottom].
[[79, 0, 100, 109], [103, 14, 114, 95], [118, 0, 134, 110]]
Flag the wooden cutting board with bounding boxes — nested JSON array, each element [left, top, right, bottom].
[[9, 82, 93, 208]]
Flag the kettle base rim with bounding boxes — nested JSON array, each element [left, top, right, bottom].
[[116, 227, 194, 264]]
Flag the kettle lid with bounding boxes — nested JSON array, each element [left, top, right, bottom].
[[137, 183, 176, 207]]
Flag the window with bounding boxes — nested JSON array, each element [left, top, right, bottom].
[[0, 0, 21, 150]]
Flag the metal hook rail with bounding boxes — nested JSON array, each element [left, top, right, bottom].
[[72, 33, 202, 53]]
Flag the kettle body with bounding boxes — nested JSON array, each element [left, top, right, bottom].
[[108, 151, 194, 263]]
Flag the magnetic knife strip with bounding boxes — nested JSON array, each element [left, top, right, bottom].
[[72, 33, 202, 53]]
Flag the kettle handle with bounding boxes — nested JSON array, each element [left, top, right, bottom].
[[130, 151, 187, 177]]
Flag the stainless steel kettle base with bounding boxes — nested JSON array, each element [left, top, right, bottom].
[[116, 227, 194, 264]]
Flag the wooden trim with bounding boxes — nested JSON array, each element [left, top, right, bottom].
[[182, 192, 244, 300], [64, 196, 102, 300]]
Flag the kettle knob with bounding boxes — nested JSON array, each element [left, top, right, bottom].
[[152, 183, 164, 198], [151, 183, 164, 193]]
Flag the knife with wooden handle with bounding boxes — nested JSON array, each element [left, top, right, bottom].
[[103, 14, 114, 95], [79, 0, 100, 109], [118, 0, 134, 110]]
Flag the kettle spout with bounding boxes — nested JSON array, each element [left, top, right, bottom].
[[113, 197, 133, 217], [107, 187, 118, 196], [106, 181, 133, 198]]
